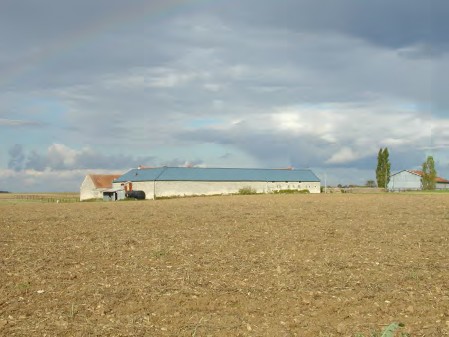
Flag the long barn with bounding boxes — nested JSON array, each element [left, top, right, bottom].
[[113, 167, 321, 199]]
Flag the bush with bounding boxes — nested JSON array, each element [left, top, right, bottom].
[[238, 187, 258, 195], [273, 189, 310, 194]]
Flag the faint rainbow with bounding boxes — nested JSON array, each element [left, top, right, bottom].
[[1, 0, 217, 88]]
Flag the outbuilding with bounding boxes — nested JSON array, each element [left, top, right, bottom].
[[103, 188, 126, 201], [113, 166, 321, 199], [388, 170, 449, 191], [80, 174, 121, 201]]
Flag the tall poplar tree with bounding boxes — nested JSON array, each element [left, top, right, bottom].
[[376, 147, 391, 189], [421, 155, 437, 190]]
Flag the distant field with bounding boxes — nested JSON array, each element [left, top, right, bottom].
[[0, 193, 80, 203], [400, 190, 449, 194], [1, 194, 448, 336]]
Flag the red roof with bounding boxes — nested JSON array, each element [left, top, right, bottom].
[[89, 174, 121, 189], [408, 170, 449, 183]]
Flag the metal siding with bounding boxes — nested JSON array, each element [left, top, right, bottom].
[[437, 182, 449, 190], [388, 170, 422, 191], [103, 189, 126, 201]]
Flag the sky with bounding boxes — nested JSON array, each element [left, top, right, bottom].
[[1, 0, 448, 192]]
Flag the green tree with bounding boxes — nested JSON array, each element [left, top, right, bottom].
[[376, 147, 391, 189], [365, 180, 376, 188], [421, 155, 437, 190]]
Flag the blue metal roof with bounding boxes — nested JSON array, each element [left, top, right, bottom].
[[114, 167, 166, 183], [115, 167, 320, 183]]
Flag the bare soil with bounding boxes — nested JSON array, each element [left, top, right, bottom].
[[1, 194, 448, 336]]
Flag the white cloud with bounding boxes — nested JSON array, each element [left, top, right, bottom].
[[0, 118, 41, 127], [47, 143, 78, 167], [6, 143, 155, 172], [326, 147, 358, 164], [203, 83, 225, 92], [0, 168, 112, 192], [145, 68, 205, 88]]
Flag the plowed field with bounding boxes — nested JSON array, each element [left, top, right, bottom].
[[1, 194, 448, 336]]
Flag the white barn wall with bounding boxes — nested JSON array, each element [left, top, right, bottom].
[[156, 181, 268, 198], [80, 174, 121, 201], [114, 180, 320, 199], [80, 176, 103, 201], [436, 182, 449, 190], [265, 181, 320, 194]]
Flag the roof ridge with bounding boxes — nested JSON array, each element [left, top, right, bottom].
[[142, 166, 311, 171], [405, 169, 449, 182]]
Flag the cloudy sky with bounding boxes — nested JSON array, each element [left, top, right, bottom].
[[1, 0, 448, 192]]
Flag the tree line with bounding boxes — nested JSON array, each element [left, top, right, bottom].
[[373, 147, 438, 190]]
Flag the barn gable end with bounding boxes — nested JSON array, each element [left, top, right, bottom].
[[388, 169, 449, 191], [80, 174, 121, 201]]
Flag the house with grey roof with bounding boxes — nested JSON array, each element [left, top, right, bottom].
[[113, 167, 321, 199]]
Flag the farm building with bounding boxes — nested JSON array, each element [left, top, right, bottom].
[[80, 174, 121, 201], [113, 166, 321, 199], [387, 170, 449, 191], [102, 188, 126, 201]]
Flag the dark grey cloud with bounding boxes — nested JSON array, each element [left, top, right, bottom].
[[25, 150, 47, 172], [3, 0, 446, 52], [7, 144, 25, 171], [0, 0, 167, 91], [1, 0, 449, 190], [177, 123, 337, 168], [0, 0, 148, 45], [212, 0, 448, 52], [2, 0, 447, 91]]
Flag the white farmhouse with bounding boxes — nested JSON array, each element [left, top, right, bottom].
[[80, 174, 121, 201], [388, 170, 449, 191], [113, 166, 321, 200]]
